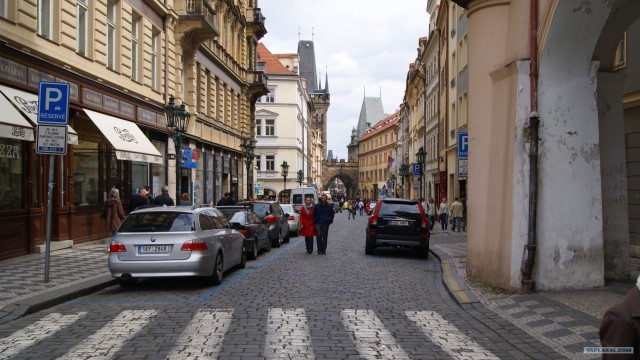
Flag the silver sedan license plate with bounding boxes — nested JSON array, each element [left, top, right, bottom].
[[390, 220, 409, 226], [138, 245, 171, 254]]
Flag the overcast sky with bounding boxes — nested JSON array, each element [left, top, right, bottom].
[[259, 1, 431, 159]]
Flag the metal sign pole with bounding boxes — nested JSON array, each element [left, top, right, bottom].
[[44, 155, 55, 283]]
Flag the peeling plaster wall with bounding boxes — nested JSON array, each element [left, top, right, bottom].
[[535, 0, 609, 290]]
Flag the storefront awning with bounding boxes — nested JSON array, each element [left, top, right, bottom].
[[0, 91, 34, 141], [0, 85, 78, 145], [83, 108, 163, 164]]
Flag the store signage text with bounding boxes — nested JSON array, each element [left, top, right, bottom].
[[0, 144, 20, 159]]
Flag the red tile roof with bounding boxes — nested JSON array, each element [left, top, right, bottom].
[[258, 43, 297, 76], [359, 110, 401, 141]]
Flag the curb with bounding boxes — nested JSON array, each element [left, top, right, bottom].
[[430, 247, 479, 306], [0, 275, 117, 325]]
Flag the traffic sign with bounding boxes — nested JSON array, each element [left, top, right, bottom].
[[36, 125, 68, 155], [458, 132, 468, 159], [458, 159, 468, 178], [412, 163, 422, 176], [38, 82, 70, 125]]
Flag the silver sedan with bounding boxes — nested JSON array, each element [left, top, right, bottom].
[[279, 204, 300, 237], [108, 206, 246, 287]]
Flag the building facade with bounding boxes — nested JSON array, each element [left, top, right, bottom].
[[0, 0, 266, 260]]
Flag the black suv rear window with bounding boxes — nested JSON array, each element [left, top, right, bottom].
[[119, 212, 195, 232], [378, 201, 421, 218]]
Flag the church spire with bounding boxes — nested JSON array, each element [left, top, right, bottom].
[[325, 67, 329, 93]]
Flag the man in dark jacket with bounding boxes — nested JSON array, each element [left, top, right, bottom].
[[312, 194, 334, 255], [153, 185, 175, 206], [223, 192, 236, 205], [129, 187, 149, 212], [599, 275, 640, 359]]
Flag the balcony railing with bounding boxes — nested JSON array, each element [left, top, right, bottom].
[[176, 0, 219, 43]]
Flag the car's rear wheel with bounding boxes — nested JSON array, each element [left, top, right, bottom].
[[239, 241, 247, 269], [419, 246, 430, 259], [365, 243, 376, 255], [283, 228, 291, 243], [264, 236, 272, 252], [272, 231, 282, 248], [248, 239, 258, 260], [209, 252, 223, 285]]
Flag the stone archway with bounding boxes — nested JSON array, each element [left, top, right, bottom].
[[322, 160, 359, 198]]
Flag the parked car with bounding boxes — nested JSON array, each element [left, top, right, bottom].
[[108, 206, 246, 287], [279, 204, 300, 237], [237, 201, 291, 247], [290, 187, 319, 212], [365, 198, 430, 258], [217, 206, 271, 260], [367, 201, 378, 215]]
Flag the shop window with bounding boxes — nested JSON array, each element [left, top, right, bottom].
[[0, 139, 24, 211], [73, 140, 100, 206], [151, 141, 166, 197], [59, 155, 67, 207], [195, 148, 204, 205], [32, 149, 41, 208], [131, 162, 148, 196], [205, 152, 214, 204]]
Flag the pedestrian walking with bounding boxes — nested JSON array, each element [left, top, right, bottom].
[[347, 200, 355, 219], [105, 187, 125, 236], [599, 274, 640, 359], [153, 185, 175, 206], [312, 194, 334, 255], [358, 200, 365, 216], [438, 198, 449, 232], [338, 199, 343, 213], [427, 198, 436, 232], [129, 187, 149, 213], [299, 197, 316, 254], [450, 197, 464, 232]]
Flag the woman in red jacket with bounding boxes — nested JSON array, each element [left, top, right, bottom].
[[299, 196, 317, 254]]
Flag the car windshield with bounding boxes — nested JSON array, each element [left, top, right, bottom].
[[377, 202, 421, 219], [252, 203, 271, 218], [118, 212, 195, 232], [219, 209, 246, 224]]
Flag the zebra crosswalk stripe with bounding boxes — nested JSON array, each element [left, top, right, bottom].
[[166, 309, 233, 360], [57, 309, 158, 360], [406, 310, 500, 360], [0, 312, 86, 360], [341, 309, 410, 360], [265, 308, 315, 359]]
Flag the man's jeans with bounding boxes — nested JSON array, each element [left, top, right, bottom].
[[315, 223, 330, 253], [359, 207, 364, 215], [440, 214, 449, 231], [453, 217, 462, 232], [428, 215, 435, 231], [305, 236, 314, 253]]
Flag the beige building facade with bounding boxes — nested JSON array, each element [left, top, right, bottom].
[[359, 111, 400, 200]]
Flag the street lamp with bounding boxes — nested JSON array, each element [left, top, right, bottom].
[[416, 146, 427, 200], [281, 160, 289, 190], [164, 95, 190, 203], [297, 169, 304, 187], [240, 138, 256, 200]]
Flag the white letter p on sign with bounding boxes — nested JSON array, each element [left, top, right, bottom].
[[44, 88, 62, 110]]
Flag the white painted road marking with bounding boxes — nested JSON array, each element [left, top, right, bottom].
[[58, 309, 158, 360], [341, 309, 410, 360], [406, 310, 500, 360], [0, 312, 86, 360], [166, 309, 233, 360], [265, 308, 315, 359]]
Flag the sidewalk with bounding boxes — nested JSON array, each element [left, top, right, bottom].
[[430, 229, 639, 360], [0, 239, 116, 325]]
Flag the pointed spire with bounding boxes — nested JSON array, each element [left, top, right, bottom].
[[318, 73, 322, 90], [325, 66, 329, 93]]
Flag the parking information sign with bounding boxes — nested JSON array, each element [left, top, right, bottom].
[[36, 125, 68, 155], [38, 82, 70, 125], [457, 132, 468, 159]]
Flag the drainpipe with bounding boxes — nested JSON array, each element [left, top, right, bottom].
[[520, 0, 539, 293]]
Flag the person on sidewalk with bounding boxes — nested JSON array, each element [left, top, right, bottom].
[[427, 198, 436, 232], [299, 197, 316, 254], [105, 187, 125, 236], [129, 187, 149, 213], [450, 197, 464, 232], [599, 274, 640, 359], [153, 185, 175, 206], [438, 198, 449, 232], [347, 200, 355, 219], [312, 194, 334, 255]]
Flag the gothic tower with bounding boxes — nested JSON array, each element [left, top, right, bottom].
[[298, 40, 330, 157]]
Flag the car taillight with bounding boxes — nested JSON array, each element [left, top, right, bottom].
[[287, 215, 295, 221], [368, 216, 377, 226], [239, 229, 249, 238], [418, 204, 429, 228], [264, 215, 277, 223], [181, 239, 208, 251], [109, 241, 126, 253]]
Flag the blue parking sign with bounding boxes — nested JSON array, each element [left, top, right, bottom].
[[38, 82, 69, 125], [458, 132, 468, 159]]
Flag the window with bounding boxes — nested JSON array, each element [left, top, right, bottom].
[[73, 140, 100, 206], [0, 140, 24, 211], [614, 32, 627, 70], [0, 0, 7, 19], [255, 118, 262, 136], [256, 156, 261, 170], [76, 1, 88, 55], [106, 0, 117, 70], [38, 0, 53, 39], [266, 155, 275, 171], [259, 87, 275, 103], [151, 28, 160, 89], [458, 34, 468, 72], [458, 93, 468, 127], [257, 62, 265, 71], [265, 119, 275, 136], [151, 141, 166, 197], [131, 13, 141, 81]]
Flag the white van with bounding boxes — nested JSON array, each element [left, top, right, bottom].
[[290, 187, 319, 211]]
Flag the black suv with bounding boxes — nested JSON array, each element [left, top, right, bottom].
[[365, 198, 430, 258], [236, 201, 290, 247]]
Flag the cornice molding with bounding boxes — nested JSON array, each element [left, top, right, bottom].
[[467, 0, 511, 17]]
